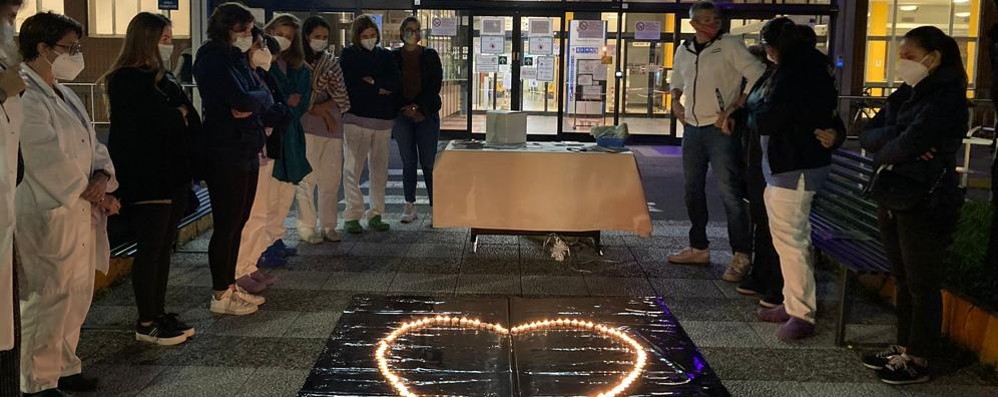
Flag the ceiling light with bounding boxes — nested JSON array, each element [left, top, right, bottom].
[[954, 0, 970, 4], [956, 11, 971, 17], [899, 5, 919, 12]]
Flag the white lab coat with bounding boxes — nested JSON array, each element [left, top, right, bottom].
[[0, 61, 24, 351], [15, 64, 116, 393]]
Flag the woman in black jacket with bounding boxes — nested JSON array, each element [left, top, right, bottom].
[[392, 16, 442, 224], [859, 26, 968, 386], [747, 17, 843, 341], [192, 2, 272, 316], [104, 12, 198, 346]]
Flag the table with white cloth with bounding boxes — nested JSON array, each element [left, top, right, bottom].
[[432, 141, 653, 253]]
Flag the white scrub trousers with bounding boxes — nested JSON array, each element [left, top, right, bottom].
[[267, 176, 296, 245], [764, 177, 818, 324], [343, 124, 390, 222], [296, 134, 344, 236], [236, 161, 274, 279]]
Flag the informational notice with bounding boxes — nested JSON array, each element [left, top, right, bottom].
[[477, 54, 499, 73], [528, 18, 553, 37], [528, 37, 553, 56], [593, 65, 608, 81], [578, 59, 600, 75], [158, 0, 179, 10], [521, 67, 538, 80], [431, 17, 458, 37], [634, 21, 662, 41], [578, 75, 594, 86], [481, 36, 505, 54], [481, 17, 506, 36], [582, 85, 602, 100], [536, 56, 555, 82], [571, 20, 605, 47]]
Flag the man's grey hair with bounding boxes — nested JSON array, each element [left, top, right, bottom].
[[689, 1, 720, 20]]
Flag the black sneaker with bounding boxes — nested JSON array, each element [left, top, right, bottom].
[[862, 345, 905, 370], [58, 373, 99, 392], [135, 320, 188, 346], [159, 312, 196, 338], [877, 354, 930, 385], [736, 279, 762, 296]]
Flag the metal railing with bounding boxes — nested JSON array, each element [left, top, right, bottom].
[[62, 82, 199, 129]]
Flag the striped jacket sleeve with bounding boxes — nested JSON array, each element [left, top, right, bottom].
[[313, 51, 351, 114]]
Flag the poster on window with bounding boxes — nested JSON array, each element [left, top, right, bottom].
[[481, 17, 506, 36], [593, 65, 608, 81], [536, 56, 555, 82], [577, 59, 600, 75], [477, 54, 499, 73], [431, 17, 458, 37], [582, 85, 602, 100], [634, 21, 662, 41], [521, 67, 538, 80], [578, 75, 594, 86], [528, 37, 553, 56], [529, 18, 553, 37], [571, 20, 605, 47], [481, 36, 505, 54]]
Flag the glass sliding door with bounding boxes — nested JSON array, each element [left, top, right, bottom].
[[561, 12, 617, 135], [621, 12, 672, 136], [472, 15, 514, 133], [417, 10, 471, 132], [519, 16, 563, 136]]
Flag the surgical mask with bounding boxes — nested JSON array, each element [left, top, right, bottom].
[[361, 38, 377, 51], [403, 31, 420, 46], [691, 20, 720, 38], [897, 54, 930, 87], [309, 39, 328, 52], [158, 44, 174, 65], [252, 48, 273, 71], [275, 36, 291, 52], [233, 35, 253, 52], [48, 51, 85, 81]]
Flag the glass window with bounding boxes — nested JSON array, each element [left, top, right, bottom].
[[88, 0, 193, 37], [620, 12, 673, 136], [561, 12, 615, 135], [16, 0, 65, 32], [417, 10, 471, 132]]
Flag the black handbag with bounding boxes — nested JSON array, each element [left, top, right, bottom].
[[864, 165, 947, 211]]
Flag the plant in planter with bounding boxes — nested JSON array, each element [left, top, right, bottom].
[[944, 199, 998, 310]]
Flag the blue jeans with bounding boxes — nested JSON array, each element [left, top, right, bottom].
[[682, 124, 751, 253], [393, 114, 440, 205]]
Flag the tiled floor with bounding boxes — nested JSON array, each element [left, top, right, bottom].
[[72, 146, 998, 396]]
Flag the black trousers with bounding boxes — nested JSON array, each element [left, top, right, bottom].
[[205, 164, 258, 291], [745, 163, 784, 300], [877, 203, 960, 359], [129, 187, 190, 322], [0, 249, 20, 397]]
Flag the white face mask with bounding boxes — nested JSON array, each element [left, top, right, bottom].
[[275, 36, 291, 52], [309, 39, 328, 53], [158, 44, 174, 65], [360, 38, 377, 51], [49, 51, 85, 81], [252, 48, 273, 71], [233, 35, 253, 53], [897, 54, 930, 87]]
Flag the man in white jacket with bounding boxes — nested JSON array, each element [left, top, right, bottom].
[[0, 1, 26, 395], [668, 1, 765, 282]]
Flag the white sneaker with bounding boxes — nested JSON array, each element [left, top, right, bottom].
[[298, 228, 323, 244], [323, 229, 342, 242], [401, 203, 418, 224], [234, 285, 266, 306], [210, 288, 258, 316], [722, 252, 752, 283], [668, 247, 710, 265]]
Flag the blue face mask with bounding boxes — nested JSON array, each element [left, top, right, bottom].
[[403, 31, 420, 45]]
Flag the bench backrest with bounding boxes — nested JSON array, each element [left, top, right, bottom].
[[813, 149, 882, 242]]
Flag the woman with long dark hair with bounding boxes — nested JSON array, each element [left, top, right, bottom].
[[296, 15, 350, 243], [104, 12, 199, 346], [192, 2, 272, 316], [749, 17, 842, 341], [859, 26, 968, 385]]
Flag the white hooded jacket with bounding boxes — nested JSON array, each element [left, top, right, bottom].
[[670, 33, 766, 128], [0, 61, 23, 351]]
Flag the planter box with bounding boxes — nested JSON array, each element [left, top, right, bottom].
[[93, 215, 212, 292]]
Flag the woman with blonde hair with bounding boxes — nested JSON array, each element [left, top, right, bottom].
[[103, 12, 199, 346]]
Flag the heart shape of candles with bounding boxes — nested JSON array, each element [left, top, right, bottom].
[[375, 316, 649, 397]]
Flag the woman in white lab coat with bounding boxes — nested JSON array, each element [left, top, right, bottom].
[[15, 12, 118, 397], [0, 0, 26, 394]]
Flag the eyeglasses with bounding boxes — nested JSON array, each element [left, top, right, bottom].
[[54, 43, 83, 56]]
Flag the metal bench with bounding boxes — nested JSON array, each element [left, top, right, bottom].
[[810, 149, 891, 346], [109, 185, 212, 258]]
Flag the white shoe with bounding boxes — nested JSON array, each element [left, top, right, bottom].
[[210, 288, 258, 316], [234, 285, 266, 306], [298, 228, 323, 244], [722, 252, 752, 283], [323, 229, 343, 242], [401, 202, 419, 224]]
